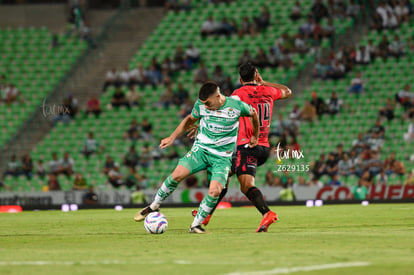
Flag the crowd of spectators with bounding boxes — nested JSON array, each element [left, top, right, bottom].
[[200, 6, 270, 39]]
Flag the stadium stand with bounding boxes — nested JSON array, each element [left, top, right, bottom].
[[0, 27, 88, 148], [2, 0, 413, 193]]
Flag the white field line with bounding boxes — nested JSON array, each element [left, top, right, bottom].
[[0, 260, 128, 266], [223, 262, 371, 275]]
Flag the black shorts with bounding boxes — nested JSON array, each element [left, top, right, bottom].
[[231, 145, 271, 177]]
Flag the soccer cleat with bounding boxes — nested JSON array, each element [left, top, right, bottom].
[[191, 209, 211, 226], [255, 211, 278, 233], [134, 206, 159, 222], [189, 225, 208, 234]]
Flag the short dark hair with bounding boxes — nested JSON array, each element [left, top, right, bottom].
[[199, 81, 219, 100], [239, 62, 256, 82]]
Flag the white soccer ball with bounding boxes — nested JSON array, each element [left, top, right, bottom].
[[144, 212, 168, 234]]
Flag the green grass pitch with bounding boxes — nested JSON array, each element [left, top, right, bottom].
[[1, 204, 413, 275]]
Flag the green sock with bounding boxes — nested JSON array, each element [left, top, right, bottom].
[[150, 175, 179, 209], [191, 194, 219, 227]]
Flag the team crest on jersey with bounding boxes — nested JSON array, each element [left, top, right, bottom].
[[227, 109, 237, 117]]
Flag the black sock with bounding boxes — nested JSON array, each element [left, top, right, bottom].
[[244, 187, 270, 216]]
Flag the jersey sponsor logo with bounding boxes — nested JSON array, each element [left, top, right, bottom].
[[246, 155, 257, 165]]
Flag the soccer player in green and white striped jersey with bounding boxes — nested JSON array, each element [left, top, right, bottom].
[[134, 81, 259, 233]]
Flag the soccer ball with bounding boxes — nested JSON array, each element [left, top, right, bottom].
[[144, 212, 168, 234]]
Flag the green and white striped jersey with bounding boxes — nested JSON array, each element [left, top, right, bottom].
[[191, 97, 253, 157]]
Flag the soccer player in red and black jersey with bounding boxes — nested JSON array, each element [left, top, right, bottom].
[[193, 62, 292, 232]]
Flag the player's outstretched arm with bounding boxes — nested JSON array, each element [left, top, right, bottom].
[[160, 114, 199, 149], [249, 108, 260, 148], [255, 70, 292, 99]]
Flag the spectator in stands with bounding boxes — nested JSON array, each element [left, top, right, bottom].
[[47, 173, 61, 191], [201, 16, 218, 38], [145, 64, 162, 87], [102, 156, 116, 175], [300, 101, 317, 123], [328, 59, 346, 79], [59, 152, 75, 177], [367, 150, 383, 176], [185, 43, 201, 67], [348, 72, 364, 94], [220, 76, 234, 96], [388, 34, 405, 59], [141, 117, 154, 141], [310, 91, 326, 116], [83, 185, 98, 204], [111, 87, 129, 109], [156, 83, 174, 109], [4, 84, 20, 106], [326, 152, 339, 178], [376, 1, 398, 29], [326, 92, 343, 116], [36, 159, 46, 179], [173, 83, 189, 106], [123, 145, 139, 168], [360, 169, 374, 186], [322, 18, 336, 39], [338, 153, 355, 177], [217, 17, 235, 37], [265, 170, 276, 186], [375, 168, 388, 185], [294, 33, 309, 55], [85, 95, 101, 118], [355, 45, 371, 65], [21, 154, 33, 180], [299, 16, 315, 38], [5, 154, 21, 177], [368, 119, 385, 138], [395, 84, 413, 110], [126, 85, 142, 107], [271, 114, 298, 138], [108, 163, 123, 188], [289, 104, 301, 121], [118, 66, 130, 86], [125, 166, 141, 189], [308, 177, 324, 187], [366, 39, 378, 59], [211, 65, 227, 87], [403, 117, 414, 143], [378, 35, 390, 60], [138, 145, 153, 168], [383, 152, 406, 176], [346, 0, 361, 18], [311, 154, 327, 180], [278, 48, 294, 69], [311, 0, 329, 22], [352, 133, 367, 154], [312, 58, 330, 79], [327, 174, 342, 186], [290, 1, 302, 21], [131, 185, 147, 204], [257, 6, 270, 31], [279, 182, 295, 201], [349, 180, 369, 200], [102, 68, 118, 92], [82, 131, 101, 159], [48, 152, 60, 175], [124, 118, 140, 140], [268, 48, 280, 68], [238, 49, 254, 66], [404, 170, 414, 186], [395, 0, 410, 23], [129, 63, 145, 87], [253, 48, 269, 68], [193, 62, 209, 84], [239, 16, 256, 37], [379, 98, 395, 121], [72, 172, 87, 190]]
